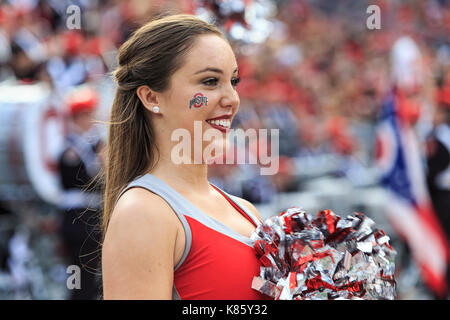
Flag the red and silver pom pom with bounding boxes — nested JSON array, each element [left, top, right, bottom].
[[251, 208, 396, 300]]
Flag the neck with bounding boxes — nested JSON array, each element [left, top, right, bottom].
[[148, 153, 211, 195]]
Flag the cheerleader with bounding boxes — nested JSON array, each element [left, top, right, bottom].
[[101, 14, 270, 300]]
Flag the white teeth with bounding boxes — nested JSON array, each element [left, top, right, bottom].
[[207, 119, 231, 128]]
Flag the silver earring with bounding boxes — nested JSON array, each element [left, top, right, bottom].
[[153, 106, 160, 113]]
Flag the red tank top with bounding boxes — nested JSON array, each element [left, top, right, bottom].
[[117, 174, 270, 300]]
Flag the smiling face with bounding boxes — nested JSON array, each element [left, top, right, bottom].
[[151, 34, 241, 163]]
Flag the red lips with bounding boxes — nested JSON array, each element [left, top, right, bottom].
[[206, 114, 232, 121]]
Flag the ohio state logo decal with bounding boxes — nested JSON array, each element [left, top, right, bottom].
[[189, 92, 208, 109]]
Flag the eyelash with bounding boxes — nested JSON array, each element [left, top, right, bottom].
[[202, 77, 241, 88], [231, 77, 241, 87]]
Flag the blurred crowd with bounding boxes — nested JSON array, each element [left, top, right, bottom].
[[0, 0, 449, 299], [221, 0, 450, 202]]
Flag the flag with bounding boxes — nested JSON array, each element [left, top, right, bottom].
[[375, 92, 450, 297]]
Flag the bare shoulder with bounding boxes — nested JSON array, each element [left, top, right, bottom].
[[233, 196, 263, 223], [102, 187, 179, 299], [115, 187, 177, 219], [106, 187, 179, 237]]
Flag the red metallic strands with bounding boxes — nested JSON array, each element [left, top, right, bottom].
[[289, 272, 297, 289], [324, 209, 337, 234], [250, 208, 397, 300], [292, 251, 334, 271]]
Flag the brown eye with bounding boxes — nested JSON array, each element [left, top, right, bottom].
[[231, 77, 241, 87], [203, 78, 218, 86]]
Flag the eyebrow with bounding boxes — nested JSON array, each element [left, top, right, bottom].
[[194, 67, 239, 75]]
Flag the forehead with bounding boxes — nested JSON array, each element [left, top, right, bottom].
[[181, 34, 237, 73]]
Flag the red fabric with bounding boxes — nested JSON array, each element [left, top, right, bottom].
[[173, 191, 270, 300], [210, 185, 257, 228], [174, 217, 270, 300]]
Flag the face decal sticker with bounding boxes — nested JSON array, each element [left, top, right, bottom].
[[189, 92, 208, 109]]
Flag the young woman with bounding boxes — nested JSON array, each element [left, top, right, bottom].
[[101, 14, 269, 300]]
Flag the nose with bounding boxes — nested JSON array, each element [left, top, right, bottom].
[[220, 84, 240, 111]]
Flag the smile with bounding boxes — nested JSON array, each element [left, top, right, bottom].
[[205, 119, 231, 132]]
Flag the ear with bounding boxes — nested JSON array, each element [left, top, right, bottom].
[[136, 85, 161, 114]]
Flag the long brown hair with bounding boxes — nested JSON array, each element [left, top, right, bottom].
[[101, 14, 224, 236]]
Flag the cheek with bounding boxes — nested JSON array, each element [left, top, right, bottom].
[[186, 91, 213, 111], [166, 90, 219, 132]]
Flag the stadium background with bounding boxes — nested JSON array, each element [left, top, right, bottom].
[[0, 0, 449, 299]]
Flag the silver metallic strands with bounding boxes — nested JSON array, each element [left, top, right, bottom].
[[251, 208, 397, 300]]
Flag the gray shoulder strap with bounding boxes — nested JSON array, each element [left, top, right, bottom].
[[117, 174, 257, 244], [211, 186, 262, 227], [114, 173, 262, 300], [114, 174, 192, 272]]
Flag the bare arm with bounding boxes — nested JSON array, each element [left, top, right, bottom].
[[102, 188, 178, 299]]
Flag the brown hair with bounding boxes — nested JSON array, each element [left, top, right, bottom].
[[101, 14, 225, 236]]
